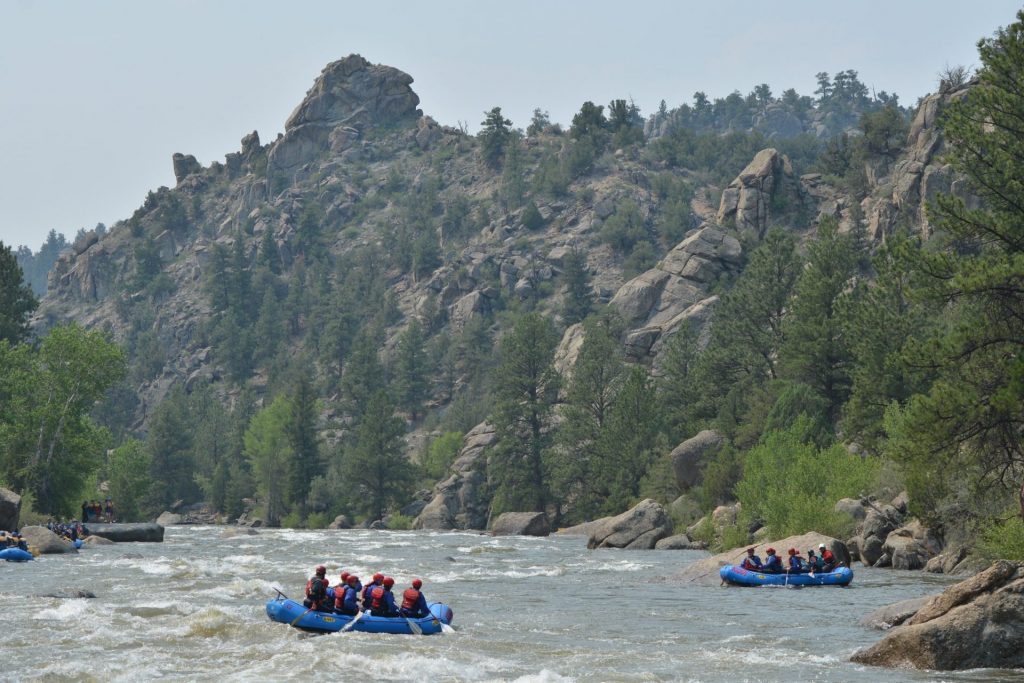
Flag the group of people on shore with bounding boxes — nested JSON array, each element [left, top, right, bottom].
[[81, 499, 114, 523], [303, 565, 430, 619], [0, 531, 28, 551], [46, 520, 87, 542], [740, 543, 838, 574]]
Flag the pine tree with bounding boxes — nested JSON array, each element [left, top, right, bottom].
[[0, 240, 38, 344], [244, 395, 293, 526], [393, 319, 429, 421], [341, 331, 385, 424], [286, 374, 321, 513], [343, 390, 414, 521], [489, 312, 560, 514], [560, 248, 592, 326], [479, 106, 513, 169]]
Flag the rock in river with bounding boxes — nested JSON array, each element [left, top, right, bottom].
[[86, 523, 164, 542], [587, 499, 672, 550], [490, 512, 550, 537]]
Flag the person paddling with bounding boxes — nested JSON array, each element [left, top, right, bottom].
[[762, 547, 782, 573], [807, 549, 824, 573], [399, 578, 429, 618], [785, 548, 805, 573], [368, 577, 399, 617], [362, 572, 384, 610], [334, 574, 361, 616], [740, 547, 762, 571], [304, 565, 329, 611]]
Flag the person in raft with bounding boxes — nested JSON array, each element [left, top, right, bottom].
[[399, 578, 429, 618], [334, 574, 361, 616], [807, 549, 824, 573], [304, 565, 329, 610], [368, 576, 400, 617], [740, 547, 763, 571], [819, 543, 837, 571], [362, 572, 385, 610], [785, 548, 806, 573], [762, 547, 782, 573]]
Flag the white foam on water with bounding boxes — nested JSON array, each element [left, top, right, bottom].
[[699, 645, 839, 667], [35, 597, 92, 621], [498, 671, 575, 683]]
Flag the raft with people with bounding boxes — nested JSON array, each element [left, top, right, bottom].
[[265, 596, 454, 634], [719, 564, 853, 586], [0, 547, 34, 562]]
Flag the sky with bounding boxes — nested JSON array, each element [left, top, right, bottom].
[[1, 0, 1020, 251]]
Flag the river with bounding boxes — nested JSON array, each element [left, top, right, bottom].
[[0, 526, 1017, 682]]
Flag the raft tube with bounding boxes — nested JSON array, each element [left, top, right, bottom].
[[0, 548, 34, 562], [266, 597, 453, 634], [719, 564, 853, 587], [73, 539, 83, 550]]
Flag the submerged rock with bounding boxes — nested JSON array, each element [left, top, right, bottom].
[[39, 589, 97, 599]]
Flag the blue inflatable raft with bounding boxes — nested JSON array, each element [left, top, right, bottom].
[[266, 597, 454, 635], [720, 564, 853, 587], [0, 548, 34, 562]]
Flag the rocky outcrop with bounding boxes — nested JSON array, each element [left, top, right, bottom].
[[853, 501, 903, 567], [172, 153, 202, 184], [328, 515, 351, 530], [654, 534, 705, 550], [156, 512, 184, 526], [268, 55, 421, 174], [556, 517, 611, 537], [676, 533, 850, 585], [20, 526, 77, 554], [716, 148, 806, 237], [85, 523, 165, 542], [490, 512, 550, 537], [0, 487, 20, 532], [413, 422, 494, 530], [851, 561, 1024, 670], [859, 596, 933, 630], [587, 499, 672, 550], [882, 520, 942, 570], [669, 430, 724, 491]]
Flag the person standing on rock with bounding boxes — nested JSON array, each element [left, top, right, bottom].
[[740, 547, 763, 570], [762, 547, 782, 573]]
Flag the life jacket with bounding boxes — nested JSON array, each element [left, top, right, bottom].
[[401, 588, 421, 611], [369, 586, 385, 611], [306, 576, 326, 603]]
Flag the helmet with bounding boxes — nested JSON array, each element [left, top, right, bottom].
[[745, 547, 755, 553], [818, 543, 827, 549], [373, 572, 384, 582], [766, 547, 775, 554], [347, 575, 359, 586], [383, 577, 395, 588], [788, 548, 797, 556], [315, 565, 326, 575], [340, 571, 350, 581], [412, 579, 422, 589]]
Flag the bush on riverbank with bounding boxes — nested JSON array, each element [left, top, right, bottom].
[[978, 515, 1024, 561]]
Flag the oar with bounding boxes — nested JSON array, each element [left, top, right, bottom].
[[340, 609, 366, 633], [403, 615, 424, 636], [290, 605, 316, 627]]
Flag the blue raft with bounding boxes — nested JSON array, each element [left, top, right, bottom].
[[720, 564, 853, 587], [0, 548, 34, 562], [266, 597, 454, 635]]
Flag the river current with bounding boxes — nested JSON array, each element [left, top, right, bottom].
[[0, 526, 1018, 682]]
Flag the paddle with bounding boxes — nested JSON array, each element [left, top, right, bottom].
[[290, 605, 316, 627], [404, 616, 423, 636], [340, 609, 366, 633]]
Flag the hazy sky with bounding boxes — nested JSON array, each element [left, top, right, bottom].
[[1, 1, 1019, 250]]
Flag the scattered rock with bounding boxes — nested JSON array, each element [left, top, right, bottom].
[[587, 499, 672, 550], [0, 487, 20, 532], [490, 512, 550, 537], [39, 589, 97, 599], [654, 534, 706, 550], [219, 527, 259, 539]]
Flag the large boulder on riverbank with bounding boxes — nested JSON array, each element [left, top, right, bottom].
[[20, 526, 77, 554], [851, 560, 1024, 670], [156, 512, 184, 526], [587, 499, 672, 550], [669, 430, 724, 491], [556, 517, 611, 537], [859, 596, 932, 630], [490, 512, 550, 537], [86, 523, 164, 542], [0, 487, 21, 532], [675, 533, 850, 585]]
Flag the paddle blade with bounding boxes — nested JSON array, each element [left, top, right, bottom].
[[440, 622, 455, 634], [405, 617, 423, 636]]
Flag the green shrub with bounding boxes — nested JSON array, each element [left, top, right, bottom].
[[734, 418, 880, 538], [688, 515, 715, 545], [280, 509, 304, 529], [386, 513, 414, 530], [305, 512, 330, 529], [422, 431, 463, 480], [978, 515, 1024, 561], [718, 522, 750, 552]]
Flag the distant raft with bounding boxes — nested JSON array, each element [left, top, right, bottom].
[[719, 564, 853, 587], [266, 597, 454, 635], [0, 548, 34, 562]]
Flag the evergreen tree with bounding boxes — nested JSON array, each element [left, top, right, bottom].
[[146, 386, 200, 508], [244, 395, 293, 526], [343, 390, 414, 521], [560, 248, 592, 326], [341, 331, 386, 424], [393, 319, 429, 420], [105, 439, 152, 522], [0, 241, 38, 345], [479, 106, 513, 169], [658, 322, 702, 441], [490, 312, 560, 514], [286, 374, 321, 513], [779, 217, 858, 422]]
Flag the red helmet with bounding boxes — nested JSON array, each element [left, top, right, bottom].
[[373, 572, 384, 582], [340, 571, 350, 581], [347, 574, 359, 586], [315, 565, 326, 575], [383, 577, 395, 588], [766, 547, 775, 554], [412, 578, 422, 589], [788, 548, 798, 556]]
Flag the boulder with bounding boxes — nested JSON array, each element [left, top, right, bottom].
[[586, 499, 672, 550], [859, 596, 932, 630], [84, 535, 114, 545], [172, 153, 202, 183], [833, 497, 866, 521], [882, 521, 942, 570], [413, 422, 494, 530], [156, 512, 184, 526], [675, 533, 850, 585], [851, 561, 1024, 670], [38, 589, 97, 599], [20, 526, 77, 554], [490, 512, 550, 537], [556, 517, 611, 537], [85, 523, 164, 542], [328, 515, 352, 530], [654, 534, 706, 550], [925, 547, 968, 574], [669, 430, 724, 491], [0, 487, 20, 532], [219, 527, 259, 539]]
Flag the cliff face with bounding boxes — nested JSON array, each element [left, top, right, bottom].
[[38, 56, 959, 524]]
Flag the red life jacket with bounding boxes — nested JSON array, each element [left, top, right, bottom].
[[306, 576, 327, 603], [822, 549, 835, 563], [370, 586, 385, 610], [401, 588, 420, 610]]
